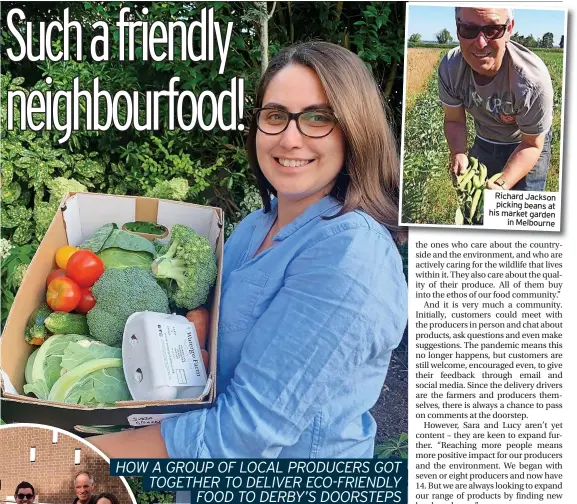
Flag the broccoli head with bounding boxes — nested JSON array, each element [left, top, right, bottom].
[[86, 267, 170, 346], [151, 224, 217, 310], [152, 238, 170, 257]]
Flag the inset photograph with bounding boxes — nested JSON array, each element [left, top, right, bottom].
[[1, 2, 408, 461], [0, 424, 135, 504], [401, 5, 566, 229]]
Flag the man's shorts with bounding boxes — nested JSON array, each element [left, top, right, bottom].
[[468, 129, 552, 191]]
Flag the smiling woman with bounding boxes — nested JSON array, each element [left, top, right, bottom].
[[252, 64, 346, 211], [88, 41, 408, 460]]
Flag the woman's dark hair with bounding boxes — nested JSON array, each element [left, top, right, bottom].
[[247, 41, 406, 242], [15, 482, 35, 496], [95, 493, 120, 504]]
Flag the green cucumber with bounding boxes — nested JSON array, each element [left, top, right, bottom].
[[44, 312, 90, 336]]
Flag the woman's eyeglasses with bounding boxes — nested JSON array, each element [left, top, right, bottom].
[[457, 22, 509, 40], [253, 107, 338, 138]]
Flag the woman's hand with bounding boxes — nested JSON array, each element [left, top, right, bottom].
[[87, 424, 169, 458]]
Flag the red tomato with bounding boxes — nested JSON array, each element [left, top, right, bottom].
[[75, 287, 96, 314], [46, 269, 67, 288], [46, 277, 81, 312], [66, 250, 105, 287]]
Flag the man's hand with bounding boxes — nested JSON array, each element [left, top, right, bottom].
[[496, 132, 546, 189], [442, 104, 468, 178], [450, 153, 469, 176], [487, 179, 506, 190], [487, 175, 510, 190]]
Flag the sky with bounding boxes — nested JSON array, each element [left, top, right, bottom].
[[407, 5, 566, 46]]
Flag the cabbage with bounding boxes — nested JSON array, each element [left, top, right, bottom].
[[61, 340, 122, 371], [48, 358, 131, 406], [23, 379, 50, 400], [81, 223, 156, 255], [24, 348, 39, 385], [23, 334, 88, 399], [97, 248, 153, 270], [82, 223, 155, 269], [23, 336, 132, 406]]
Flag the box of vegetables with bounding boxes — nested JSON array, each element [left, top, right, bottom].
[[0, 192, 224, 432]]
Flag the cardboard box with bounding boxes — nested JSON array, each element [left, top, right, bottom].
[[0, 192, 223, 433]]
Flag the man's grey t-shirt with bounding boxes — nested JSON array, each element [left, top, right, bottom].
[[438, 40, 554, 143]]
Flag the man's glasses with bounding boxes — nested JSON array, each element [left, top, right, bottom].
[[254, 108, 338, 138], [457, 22, 509, 40], [17, 494, 34, 500]]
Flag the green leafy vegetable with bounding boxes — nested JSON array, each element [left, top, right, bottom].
[[23, 334, 88, 399], [23, 338, 131, 406], [24, 348, 39, 385], [97, 248, 153, 270], [48, 358, 131, 406], [60, 340, 122, 371], [81, 223, 156, 256], [124, 221, 167, 235], [81, 224, 117, 253]]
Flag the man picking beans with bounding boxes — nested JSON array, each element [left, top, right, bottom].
[[439, 7, 554, 191]]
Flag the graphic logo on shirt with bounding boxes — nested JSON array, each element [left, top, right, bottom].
[[471, 90, 516, 123], [499, 114, 516, 123]]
